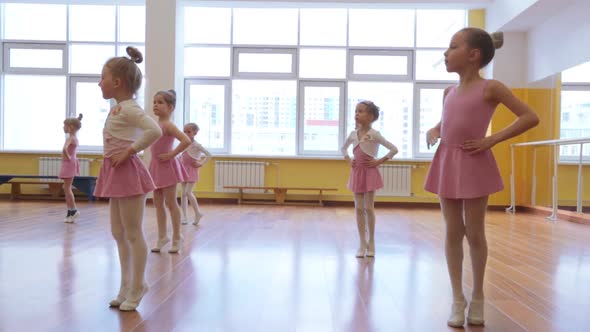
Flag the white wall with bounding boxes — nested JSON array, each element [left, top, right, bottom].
[[489, 31, 527, 88], [527, 0, 590, 82], [485, 0, 538, 32], [488, 0, 590, 84], [143, 0, 179, 164], [527, 74, 559, 89], [145, 0, 177, 114]]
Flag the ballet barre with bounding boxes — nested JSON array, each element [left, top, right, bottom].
[[506, 137, 590, 221], [224, 186, 338, 206]]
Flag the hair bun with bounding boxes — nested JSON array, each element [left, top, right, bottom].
[[77, 113, 83, 121], [167, 89, 176, 98], [490, 31, 504, 50], [126, 46, 143, 64]]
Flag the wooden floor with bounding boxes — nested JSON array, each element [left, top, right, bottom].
[[1, 201, 589, 332]]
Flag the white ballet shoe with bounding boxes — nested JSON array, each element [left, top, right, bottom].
[[467, 299, 485, 325], [355, 247, 366, 258], [64, 210, 79, 223], [181, 218, 188, 225], [119, 283, 149, 311], [70, 210, 80, 222], [192, 212, 203, 226], [168, 237, 183, 254], [150, 237, 170, 253], [109, 293, 126, 307], [447, 298, 467, 327]]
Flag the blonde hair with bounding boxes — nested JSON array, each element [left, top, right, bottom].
[[104, 46, 143, 95], [155, 89, 177, 109], [64, 114, 83, 130], [185, 123, 199, 132], [459, 28, 504, 68]]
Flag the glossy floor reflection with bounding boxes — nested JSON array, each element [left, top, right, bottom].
[[1, 201, 589, 331]]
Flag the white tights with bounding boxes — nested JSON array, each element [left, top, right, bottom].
[[153, 185, 182, 241], [353, 191, 376, 249], [110, 194, 148, 298], [181, 182, 200, 220]]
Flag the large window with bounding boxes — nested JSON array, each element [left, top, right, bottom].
[[0, 3, 145, 152], [183, 6, 464, 158], [561, 61, 590, 160]]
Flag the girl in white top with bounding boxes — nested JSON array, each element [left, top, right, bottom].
[[180, 123, 212, 225], [341, 101, 398, 258], [94, 47, 162, 312]]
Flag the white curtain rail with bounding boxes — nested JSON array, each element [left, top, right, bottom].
[[507, 137, 590, 221]]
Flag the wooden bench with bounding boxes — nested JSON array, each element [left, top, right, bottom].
[[0, 175, 97, 201], [224, 186, 338, 206]]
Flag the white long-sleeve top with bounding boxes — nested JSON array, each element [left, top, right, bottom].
[[183, 141, 212, 164], [341, 128, 398, 160], [103, 99, 162, 153]]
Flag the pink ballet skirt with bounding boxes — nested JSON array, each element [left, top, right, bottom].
[[94, 154, 156, 198], [424, 79, 503, 199], [425, 142, 503, 199], [149, 133, 188, 189], [59, 139, 80, 179], [347, 145, 384, 193], [180, 152, 200, 183]]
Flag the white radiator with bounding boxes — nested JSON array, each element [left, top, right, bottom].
[[378, 164, 413, 197], [215, 161, 266, 193], [39, 157, 91, 182]]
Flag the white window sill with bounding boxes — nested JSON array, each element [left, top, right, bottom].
[[0, 149, 102, 155], [0, 150, 434, 163], [212, 154, 433, 163]]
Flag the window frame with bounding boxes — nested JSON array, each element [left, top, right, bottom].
[[232, 47, 298, 79], [184, 46, 232, 78], [414, 48, 459, 82], [298, 80, 346, 156], [559, 84, 590, 162], [181, 5, 465, 159], [3, 42, 67, 75], [2, 73, 68, 151], [230, 78, 298, 156], [0, 4, 145, 152], [298, 47, 347, 79], [69, 75, 108, 152], [348, 49, 413, 81], [184, 78, 232, 154], [413, 83, 449, 159]]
